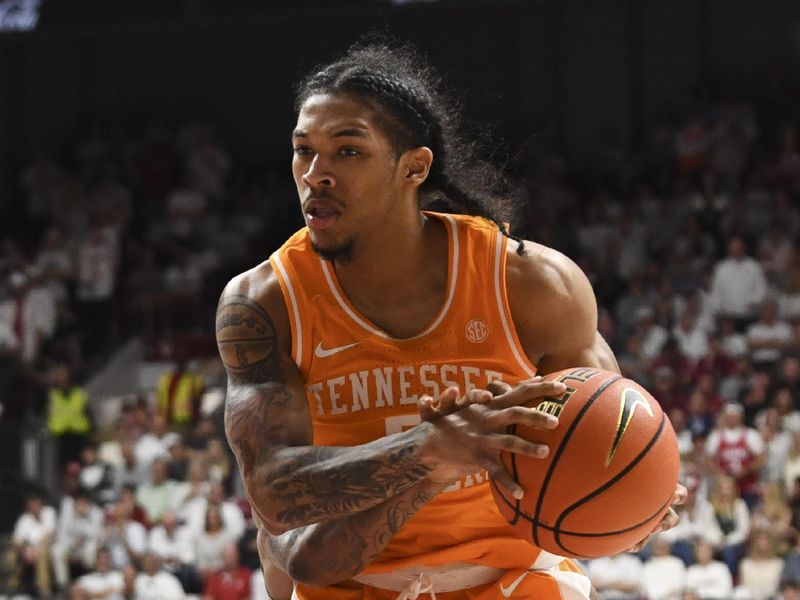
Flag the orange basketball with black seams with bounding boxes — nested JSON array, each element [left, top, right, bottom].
[[491, 367, 680, 558]]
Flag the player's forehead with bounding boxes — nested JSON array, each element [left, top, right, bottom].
[[293, 93, 383, 140]]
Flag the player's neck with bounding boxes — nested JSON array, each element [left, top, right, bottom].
[[333, 211, 448, 335], [335, 209, 435, 288]]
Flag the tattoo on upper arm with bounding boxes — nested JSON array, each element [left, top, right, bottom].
[[216, 293, 284, 385]]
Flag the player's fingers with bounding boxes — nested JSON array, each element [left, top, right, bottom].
[[458, 388, 493, 408], [486, 379, 515, 397], [483, 459, 524, 500], [659, 507, 680, 533], [489, 381, 566, 410], [486, 433, 549, 459], [672, 483, 688, 506], [418, 395, 438, 421], [490, 406, 559, 430], [437, 386, 460, 415]]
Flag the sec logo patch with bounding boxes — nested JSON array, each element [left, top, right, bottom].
[[465, 319, 489, 343]]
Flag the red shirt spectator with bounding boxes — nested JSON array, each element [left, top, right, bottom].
[[203, 543, 251, 600]]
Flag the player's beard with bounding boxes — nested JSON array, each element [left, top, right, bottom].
[[311, 237, 355, 263]]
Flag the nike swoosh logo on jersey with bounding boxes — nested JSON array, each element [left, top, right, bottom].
[[500, 571, 531, 597], [314, 341, 361, 358]]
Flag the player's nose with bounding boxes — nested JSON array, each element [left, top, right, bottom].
[[302, 154, 335, 188]]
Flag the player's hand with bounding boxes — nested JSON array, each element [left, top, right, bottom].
[[418, 378, 564, 499], [626, 483, 688, 552]]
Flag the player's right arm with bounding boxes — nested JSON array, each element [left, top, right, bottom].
[[217, 263, 437, 535]]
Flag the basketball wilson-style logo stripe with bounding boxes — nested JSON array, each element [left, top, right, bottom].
[[605, 388, 653, 467]]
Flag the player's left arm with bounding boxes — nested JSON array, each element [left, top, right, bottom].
[[505, 240, 616, 374], [505, 240, 686, 542]]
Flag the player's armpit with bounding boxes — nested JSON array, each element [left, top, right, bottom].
[[217, 277, 435, 535]]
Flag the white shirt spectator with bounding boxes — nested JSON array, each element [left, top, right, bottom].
[[642, 553, 687, 600], [587, 553, 643, 600], [710, 256, 767, 319], [673, 321, 710, 363], [747, 318, 793, 364], [686, 560, 733, 599], [180, 497, 245, 541], [739, 556, 784, 600], [134, 570, 185, 600], [78, 570, 125, 600], [134, 432, 178, 467], [76, 227, 118, 302], [105, 520, 147, 569], [148, 523, 197, 567], [12, 505, 56, 546]]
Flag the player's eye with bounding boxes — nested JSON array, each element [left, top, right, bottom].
[[293, 146, 313, 156], [339, 147, 360, 157]]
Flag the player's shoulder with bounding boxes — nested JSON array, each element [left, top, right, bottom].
[[219, 260, 283, 307], [505, 239, 592, 302], [217, 259, 291, 343]]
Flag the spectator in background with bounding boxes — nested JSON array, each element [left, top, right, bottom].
[[780, 580, 800, 600], [685, 539, 733, 600], [746, 300, 793, 371], [738, 530, 784, 600], [103, 501, 147, 570], [202, 543, 250, 600], [709, 235, 768, 328], [166, 437, 192, 481], [641, 535, 686, 600], [661, 473, 721, 565], [135, 414, 179, 467], [204, 438, 232, 486], [786, 434, 800, 495], [182, 481, 244, 542], [73, 547, 125, 600], [195, 504, 235, 582], [75, 219, 119, 359], [78, 443, 117, 505], [709, 474, 751, 577], [147, 511, 199, 594], [705, 403, 765, 503], [115, 441, 150, 496], [686, 390, 716, 442], [3, 493, 57, 598], [757, 408, 794, 486], [47, 363, 92, 468], [782, 532, 800, 586], [778, 247, 800, 321], [136, 458, 180, 525], [51, 489, 104, 590], [634, 306, 668, 362], [156, 352, 204, 430], [586, 551, 643, 600], [134, 552, 185, 600], [99, 421, 131, 469]]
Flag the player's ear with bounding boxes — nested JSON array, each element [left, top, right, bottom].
[[403, 146, 433, 187]]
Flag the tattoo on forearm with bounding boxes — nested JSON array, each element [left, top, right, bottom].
[[269, 442, 433, 527], [264, 482, 439, 583]]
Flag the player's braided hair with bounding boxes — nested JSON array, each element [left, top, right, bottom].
[[295, 40, 525, 253]]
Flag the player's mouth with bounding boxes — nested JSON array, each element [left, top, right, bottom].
[[304, 198, 341, 231]]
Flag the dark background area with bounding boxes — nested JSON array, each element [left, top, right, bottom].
[[0, 0, 799, 218]]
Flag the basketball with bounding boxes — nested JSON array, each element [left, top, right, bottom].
[[491, 367, 680, 559]]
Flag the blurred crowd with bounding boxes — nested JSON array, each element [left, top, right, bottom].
[[4, 87, 800, 599]]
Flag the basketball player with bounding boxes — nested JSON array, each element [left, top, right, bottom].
[[216, 42, 685, 600]]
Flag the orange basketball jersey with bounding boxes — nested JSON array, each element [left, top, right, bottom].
[[270, 212, 548, 593]]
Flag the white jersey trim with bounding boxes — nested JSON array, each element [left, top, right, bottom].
[[319, 214, 460, 341], [271, 252, 303, 367], [494, 233, 537, 378]]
